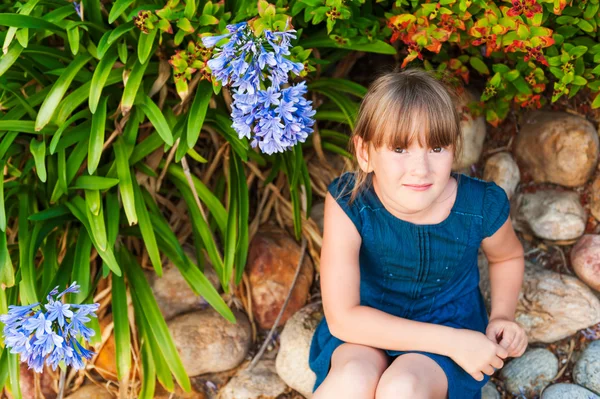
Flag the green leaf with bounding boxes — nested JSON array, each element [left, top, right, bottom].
[[0, 231, 14, 288], [66, 24, 79, 55], [71, 230, 92, 304], [71, 176, 120, 190], [89, 51, 119, 114], [114, 137, 138, 225], [184, 0, 197, 19], [132, 180, 162, 276], [139, 95, 174, 146], [592, 92, 600, 109], [29, 138, 46, 182], [121, 58, 149, 114], [88, 96, 108, 175], [187, 80, 212, 148], [138, 28, 157, 65], [121, 247, 191, 392], [0, 13, 62, 32], [35, 53, 92, 131], [311, 88, 358, 129], [112, 273, 132, 382], [469, 57, 490, 75], [568, 45, 588, 58], [109, 0, 135, 24], [0, 43, 24, 78], [86, 190, 108, 251]]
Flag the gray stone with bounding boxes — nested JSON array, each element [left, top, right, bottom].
[[500, 348, 558, 396], [513, 190, 586, 241], [542, 383, 600, 399], [219, 360, 288, 399], [481, 380, 501, 399], [452, 89, 487, 170], [483, 152, 520, 199], [574, 340, 600, 394], [168, 308, 252, 376], [276, 303, 321, 398], [150, 248, 221, 320]]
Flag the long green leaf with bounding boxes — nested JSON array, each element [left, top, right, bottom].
[[29, 138, 46, 182], [0, 231, 14, 288], [71, 230, 92, 304], [35, 53, 92, 131], [138, 95, 174, 146], [114, 137, 137, 225], [132, 181, 162, 276], [121, 247, 190, 392], [109, 0, 135, 23], [0, 42, 23, 78], [308, 78, 367, 98], [71, 175, 120, 190], [111, 273, 131, 382], [121, 59, 149, 114], [89, 50, 119, 114], [0, 14, 63, 32], [138, 28, 157, 65], [18, 190, 37, 305], [88, 95, 108, 174], [187, 80, 212, 148]]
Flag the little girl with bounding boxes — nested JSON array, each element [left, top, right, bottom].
[[308, 68, 527, 399]]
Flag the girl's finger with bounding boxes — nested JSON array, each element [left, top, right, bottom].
[[482, 365, 495, 376], [500, 328, 517, 349], [491, 357, 504, 370], [471, 371, 484, 382]]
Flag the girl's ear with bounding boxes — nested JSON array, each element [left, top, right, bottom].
[[354, 136, 373, 173]]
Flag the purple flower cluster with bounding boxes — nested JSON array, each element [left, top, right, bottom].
[[202, 22, 316, 155], [0, 282, 99, 372]]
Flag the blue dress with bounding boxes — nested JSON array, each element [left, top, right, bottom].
[[308, 171, 510, 399]]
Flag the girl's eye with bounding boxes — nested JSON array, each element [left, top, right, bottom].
[[432, 147, 444, 153], [394, 148, 406, 154]]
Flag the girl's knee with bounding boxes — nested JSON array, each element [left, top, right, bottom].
[[376, 371, 426, 399]]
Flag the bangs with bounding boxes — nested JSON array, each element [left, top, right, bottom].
[[354, 69, 462, 154]]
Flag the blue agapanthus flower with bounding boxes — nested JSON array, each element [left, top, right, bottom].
[[0, 282, 99, 372], [202, 21, 315, 155]]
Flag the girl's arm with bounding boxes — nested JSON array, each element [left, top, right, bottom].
[[480, 218, 525, 322], [321, 192, 470, 356]]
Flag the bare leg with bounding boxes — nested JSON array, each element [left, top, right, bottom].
[[313, 343, 390, 399], [375, 353, 449, 399]]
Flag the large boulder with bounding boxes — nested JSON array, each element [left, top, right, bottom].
[[515, 110, 599, 187]]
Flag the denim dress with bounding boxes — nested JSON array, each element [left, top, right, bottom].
[[308, 171, 510, 399]]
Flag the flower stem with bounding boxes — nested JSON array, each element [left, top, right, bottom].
[[57, 367, 66, 399]]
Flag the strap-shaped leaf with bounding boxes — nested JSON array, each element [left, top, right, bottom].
[[132, 180, 162, 276], [121, 59, 149, 114], [121, 247, 190, 392], [138, 95, 174, 146], [111, 272, 131, 382], [35, 53, 91, 131], [89, 50, 118, 114], [109, 0, 135, 23], [88, 95, 108, 175], [187, 79, 212, 148], [114, 136, 137, 225], [71, 176, 120, 190]]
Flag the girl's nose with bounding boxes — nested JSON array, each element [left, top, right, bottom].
[[411, 153, 430, 176]]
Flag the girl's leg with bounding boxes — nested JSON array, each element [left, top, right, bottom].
[[313, 343, 390, 399], [375, 353, 448, 399]]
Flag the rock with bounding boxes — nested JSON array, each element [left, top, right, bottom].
[[168, 308, 252, 376], [65, 385, 113, 399], [590, 175, 600, 222], [574, 340, 600, 394], [478, 256, 600, 343], [12, 364, 56, 399], [150, 248, 221, 320], [517, 265, 600, 343], [310, 202, 324, 234], [515, 110, 599, 187], [481, 380, 501, 399], [483, 152, 520, 199], [154, 384, 207, 399], [513, 190, 586, 241], [247, 224, 314, 329], [276, 303, 321, 398], [453, 89, 487, 170], [500, 348, 558, 396], [219, 360, 288, 399], [542, 383, 600, 398], [571, 235, 600, 292]]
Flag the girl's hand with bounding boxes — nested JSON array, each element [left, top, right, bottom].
[[486, 317, 528, 358], [449, 329, 508, 382]]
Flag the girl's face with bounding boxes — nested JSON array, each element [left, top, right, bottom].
[[356, 135, 455, 221]]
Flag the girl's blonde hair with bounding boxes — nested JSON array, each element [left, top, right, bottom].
[[348, 67, 464, 203]]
